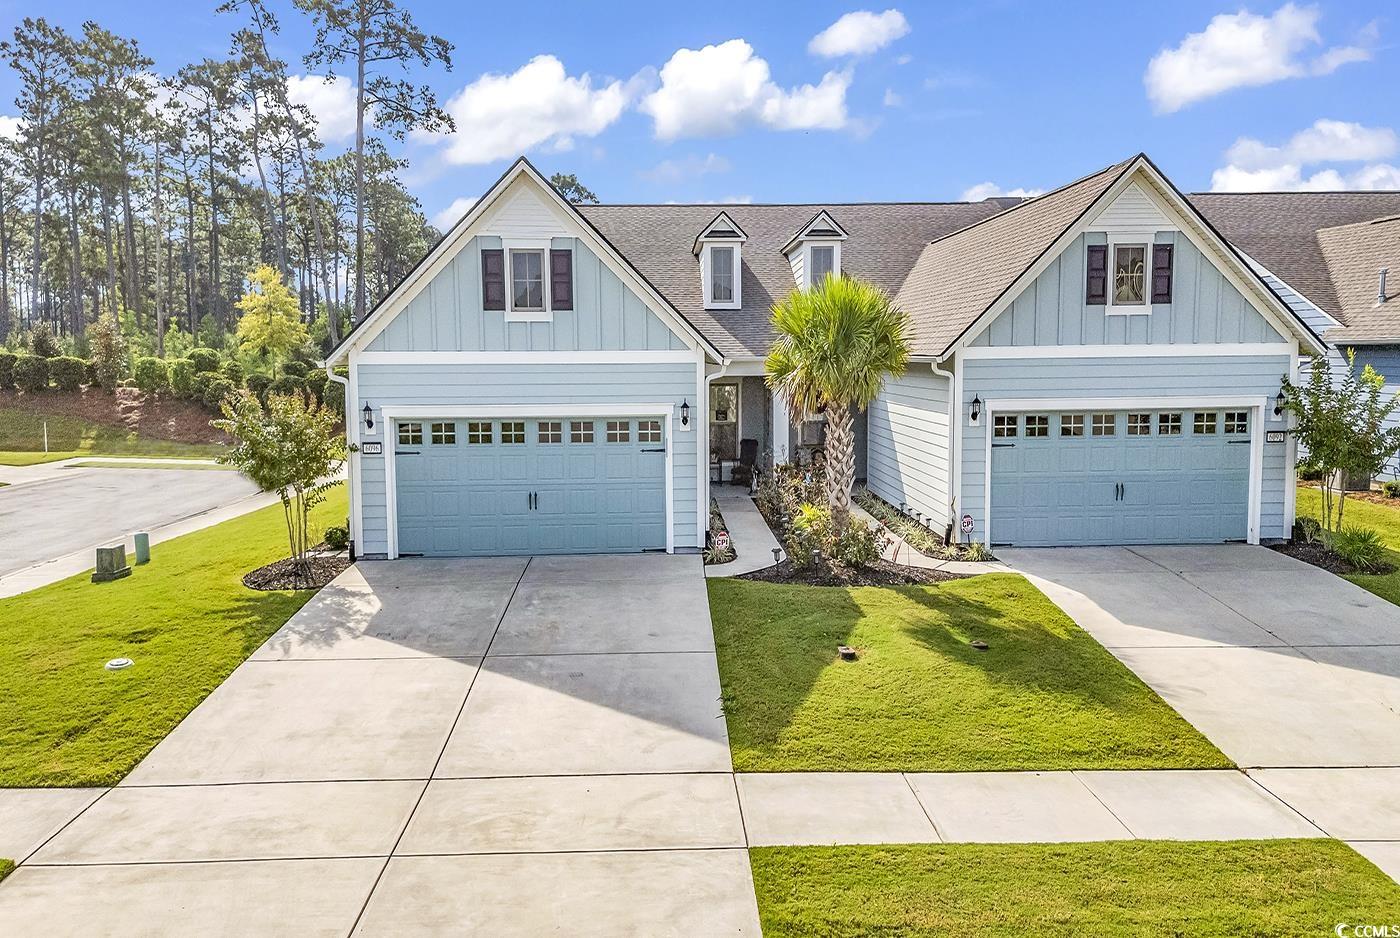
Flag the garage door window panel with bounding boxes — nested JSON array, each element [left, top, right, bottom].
[[1193, 412, 1218, 435], [606, 420, 630, 443], [1025, 415, 1049, 438], [639, 420, 662, 444], [1092, 413, 1116, 436], [398, 422, 423, 446], [570, 421, 595, 443], [501, 421, 526, 444], [993, 415, 1017, 438], [1127, 413, 1152, 436], [1158, 413, 1182, 436], [1224, 411, 1249, 435], [538, 421, 562, 444], [1060, 414, 1085, 437], [467, 421, 492, 444]]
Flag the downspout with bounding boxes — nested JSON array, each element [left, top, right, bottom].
[[931, 355, 957, 545], [325, 361, 357, 561]]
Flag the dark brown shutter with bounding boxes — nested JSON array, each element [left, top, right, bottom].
[[481, 248, 505, 310], [550, 248, 573, 310], [1085, 244, 1108, 305], [1151, 243, 1174, 304]]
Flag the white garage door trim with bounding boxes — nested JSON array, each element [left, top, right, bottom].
[[381, 403, 677, 559], [982, 395, 1268, 547]]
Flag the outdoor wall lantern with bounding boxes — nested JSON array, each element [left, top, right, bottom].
[[1274, 384, 1287, 418], [362, 402, 375, 430], [680, 399, 691, 428], [969, 394, 982, 423]]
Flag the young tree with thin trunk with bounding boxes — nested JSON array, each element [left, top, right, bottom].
[[296, 0, 454, 326], [766, 275, 910, 524]]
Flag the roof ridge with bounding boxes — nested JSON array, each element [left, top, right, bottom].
[[579, 200, 991, 208], [1189, 190, 1400, 196]]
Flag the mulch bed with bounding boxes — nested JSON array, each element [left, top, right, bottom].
[[243, 552, 352, 591], [1269, 540, 1394, 577], [737, 557, 966, 587]]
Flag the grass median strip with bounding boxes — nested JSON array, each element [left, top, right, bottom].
[[750, 840, 1400, 937], [0, 485, 345, 787], [710, 574, 1229, 772]]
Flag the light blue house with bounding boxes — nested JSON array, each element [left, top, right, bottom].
[[330, 154, 1329, 557]]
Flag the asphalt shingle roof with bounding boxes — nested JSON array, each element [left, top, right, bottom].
[[1315, 215, 1400, 342], [578, 201, 1012, 357]]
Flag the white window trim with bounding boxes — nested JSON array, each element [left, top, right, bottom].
[[503, 238, 552, 322], [701, 242, 742, 310], [1105, 234, 1152, 316], [804, 241, 841, 289]]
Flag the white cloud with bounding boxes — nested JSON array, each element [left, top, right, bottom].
[[287, 74, 358, 144], [0, 115, 20, 141], [641, 39, 850, 140], [882, 88, 902, 107], [664, 195, 754, 205], [642, 153, 731, 183], [1210, 118, 1400, 191], [435, 55, 630, 165], [960, 182, 1043, 201], [1145, 4, 1375, 113], [809, 9, 910, 58], [431, 196, 477, 231]]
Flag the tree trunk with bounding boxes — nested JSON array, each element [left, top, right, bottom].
[[0, 169, 9, 340], [248, 93, 287, 276], [206, 104, 220, 327], [31, 137, 45, 329], [825, 403, 855, 522], [101, 192, 117, 311], [121, 170, 141, 326], [153, 137, 165, 357], [352, 22, 367, 326]]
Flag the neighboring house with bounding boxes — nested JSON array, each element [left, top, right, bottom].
[[329, 154, 1327, 558], [1190, 191, 1400, 478]]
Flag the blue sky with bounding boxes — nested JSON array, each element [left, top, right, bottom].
[[0, 0, 1394, 228]]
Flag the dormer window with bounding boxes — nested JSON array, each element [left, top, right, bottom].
[[694, 211, 747, 310], [1112, 244, 1147, 307], [783, 210, 848, 291]]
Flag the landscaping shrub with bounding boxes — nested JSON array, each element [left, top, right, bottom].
[[220, 359, 245, 387], [27, 322, 60, 358], [188, 347, 221, 373], [1293, 515, 1324, 545], [133, 356, 170, 393], [281, 359, 310, 379], [0, 349, 18, 389], [1327, 526, 1388, 573], [48, 355, 85, 391], [169, 358, 196, 398], [1384, 480, 1400, 498], [86, 313, 128, 391], [784, 502, 880, 570], [200, 375, 237, 411], [323, 524, 349, 551], [246, 373, 273, 400], [14, 354, 48, 392], [269, 374, 305, 399], [1298, 458, 1327, 483], [302, 369, 327, 405], [322, 373, 346, 415]]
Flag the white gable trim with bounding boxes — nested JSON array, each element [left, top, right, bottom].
[[780, 209, 849, 255], [948, 158, 1327, 359], [332, 159, 722, 364], [691, 210, 749, 256]]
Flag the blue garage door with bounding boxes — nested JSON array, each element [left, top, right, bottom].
[[989, 408, 1252, 547], [395, 417, 667, 556]]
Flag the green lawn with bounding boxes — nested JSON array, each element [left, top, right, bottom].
[[751, 841, 1400, 938], [709, 575, 1229, 772], [1296, 485, 1400, 604], [0, 407, 225, 466], [0, 485, 345, 787]]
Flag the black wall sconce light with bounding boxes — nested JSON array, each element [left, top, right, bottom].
[[362, 402, 374, 430], [680, 399, 691, 428], [1274, 384, 1287, 417], [970, 394, 982, 423]]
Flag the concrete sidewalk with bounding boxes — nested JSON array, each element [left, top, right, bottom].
[[705, 489, 783, 577]]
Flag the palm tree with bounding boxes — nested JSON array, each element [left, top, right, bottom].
[[766, 275, 910, 522]]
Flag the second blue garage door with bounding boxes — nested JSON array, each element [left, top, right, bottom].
[[394, 416, 668, 556], [989, 408, 1253, 547]]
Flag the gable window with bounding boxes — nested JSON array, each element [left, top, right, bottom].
[[510, 249, 545, 311], [1112, 244, 1147, 307]]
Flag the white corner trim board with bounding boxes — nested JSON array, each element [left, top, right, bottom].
[[378, 403, 678, 559], [979, 395, 1269, 547], [961, 343, 1296, 360]]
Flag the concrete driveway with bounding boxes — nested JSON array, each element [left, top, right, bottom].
[[0, 553, 759, 937], [1003, 543, 1400, 864], [0, 464, 261, 579]]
